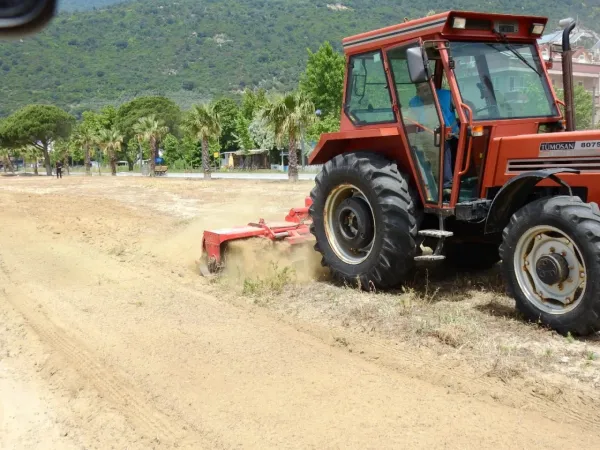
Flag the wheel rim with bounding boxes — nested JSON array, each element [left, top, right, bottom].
[[324, 183, 375, 265], [513, 225, 587, 315]]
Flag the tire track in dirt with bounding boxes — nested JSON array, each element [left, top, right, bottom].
[[219, 291, 600, 431], [303, 322, 600, 428], [0, 257, 225, 450], [0, 298, 92, 450]]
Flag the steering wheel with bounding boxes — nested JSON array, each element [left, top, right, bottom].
[[474, 104, 501, 119], [475, 104, 494, 114]]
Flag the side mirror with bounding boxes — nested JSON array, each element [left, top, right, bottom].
[[407, 46, 430, 84], [0, 0, 57, 37]]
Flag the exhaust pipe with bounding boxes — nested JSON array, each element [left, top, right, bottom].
[[561, 18, 577, 131]]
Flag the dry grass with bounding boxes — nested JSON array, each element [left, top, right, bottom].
[[210, 245, 600, 398]]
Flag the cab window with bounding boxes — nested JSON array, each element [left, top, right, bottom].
[[344, 51, 396, 125]]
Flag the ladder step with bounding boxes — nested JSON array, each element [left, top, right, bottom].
[[414, 255, 446, 261], [418, 229, 454, 238]]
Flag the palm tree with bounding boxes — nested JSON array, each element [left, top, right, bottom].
[[133, 115, 169, 177], [96, 127, 124, 176], [183, 103, 221, 180], [260, 91, 316, 182], [72, 126, 97, 176]]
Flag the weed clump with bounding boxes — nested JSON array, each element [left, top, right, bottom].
[[242, 262, 296, 298]]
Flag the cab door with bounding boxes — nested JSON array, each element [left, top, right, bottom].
[[385, 41, 447, 206]]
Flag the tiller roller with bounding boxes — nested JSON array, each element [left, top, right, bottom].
[[200, 197, 314, 275]]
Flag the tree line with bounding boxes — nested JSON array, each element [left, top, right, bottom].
[[0, 41, 344, 181], [1, 38, 595, 181]]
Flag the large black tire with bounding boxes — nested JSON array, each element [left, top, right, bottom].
[[499, 196, 600, 336], [309, 152, 419, 290], [444, 242, 500, 270]]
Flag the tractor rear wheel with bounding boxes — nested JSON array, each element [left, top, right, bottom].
[[500, 196, 600, 336], [309, 152, 419, 290]]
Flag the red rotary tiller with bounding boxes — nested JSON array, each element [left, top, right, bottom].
[[199, 197, 315, 276]]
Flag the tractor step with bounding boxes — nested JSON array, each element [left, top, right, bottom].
[[418, 229, 454, 238], [414, 255, 446, 261]]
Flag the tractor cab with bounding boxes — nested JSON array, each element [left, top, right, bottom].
[[317, 11, 564, 212], [415, 33, 561, 207]]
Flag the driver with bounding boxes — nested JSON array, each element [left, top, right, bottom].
[[409, 83, 459, 195]]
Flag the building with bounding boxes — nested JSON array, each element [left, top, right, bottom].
[[221, 145, 313, 172], [538, 25, 600, 125], [221, 149, 270, 169]]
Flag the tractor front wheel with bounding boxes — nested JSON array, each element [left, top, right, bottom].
[[500, 196, 600, 336], [309, 152, 419, 290]]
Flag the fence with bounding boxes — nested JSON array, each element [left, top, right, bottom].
[[59, 161, 324, 176], [270, 164, 323, 173], [303, 164, 323, 173]]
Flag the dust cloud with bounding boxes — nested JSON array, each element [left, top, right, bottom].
[[148, 195, 295, 271], [138, 185, 329, 286], [219, 237, 329, 286]]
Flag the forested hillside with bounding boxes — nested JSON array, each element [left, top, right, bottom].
[[2, 0, 600, 117]]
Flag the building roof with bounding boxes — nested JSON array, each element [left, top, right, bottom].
[[538, 25, 600, 49]]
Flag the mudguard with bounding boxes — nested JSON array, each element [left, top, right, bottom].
[[484, 168, 580, 234], [308, 127, 403, 166]]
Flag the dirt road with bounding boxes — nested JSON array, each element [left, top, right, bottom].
[[1, 175, 599, 449]]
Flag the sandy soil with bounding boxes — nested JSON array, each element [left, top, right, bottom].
[[1, 174, 599, 449]]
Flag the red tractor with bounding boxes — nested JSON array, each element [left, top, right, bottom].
[[203, 11, 600, 336]]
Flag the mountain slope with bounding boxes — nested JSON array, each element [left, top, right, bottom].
[[2, 0, 600, 117]]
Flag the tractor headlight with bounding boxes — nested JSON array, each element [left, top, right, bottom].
[[452, 17, 466, 29], [531, 23, 545, 35]]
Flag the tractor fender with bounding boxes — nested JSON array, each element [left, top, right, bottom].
[[484, 168, 580, 235], [308, 127, 405, 166]]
